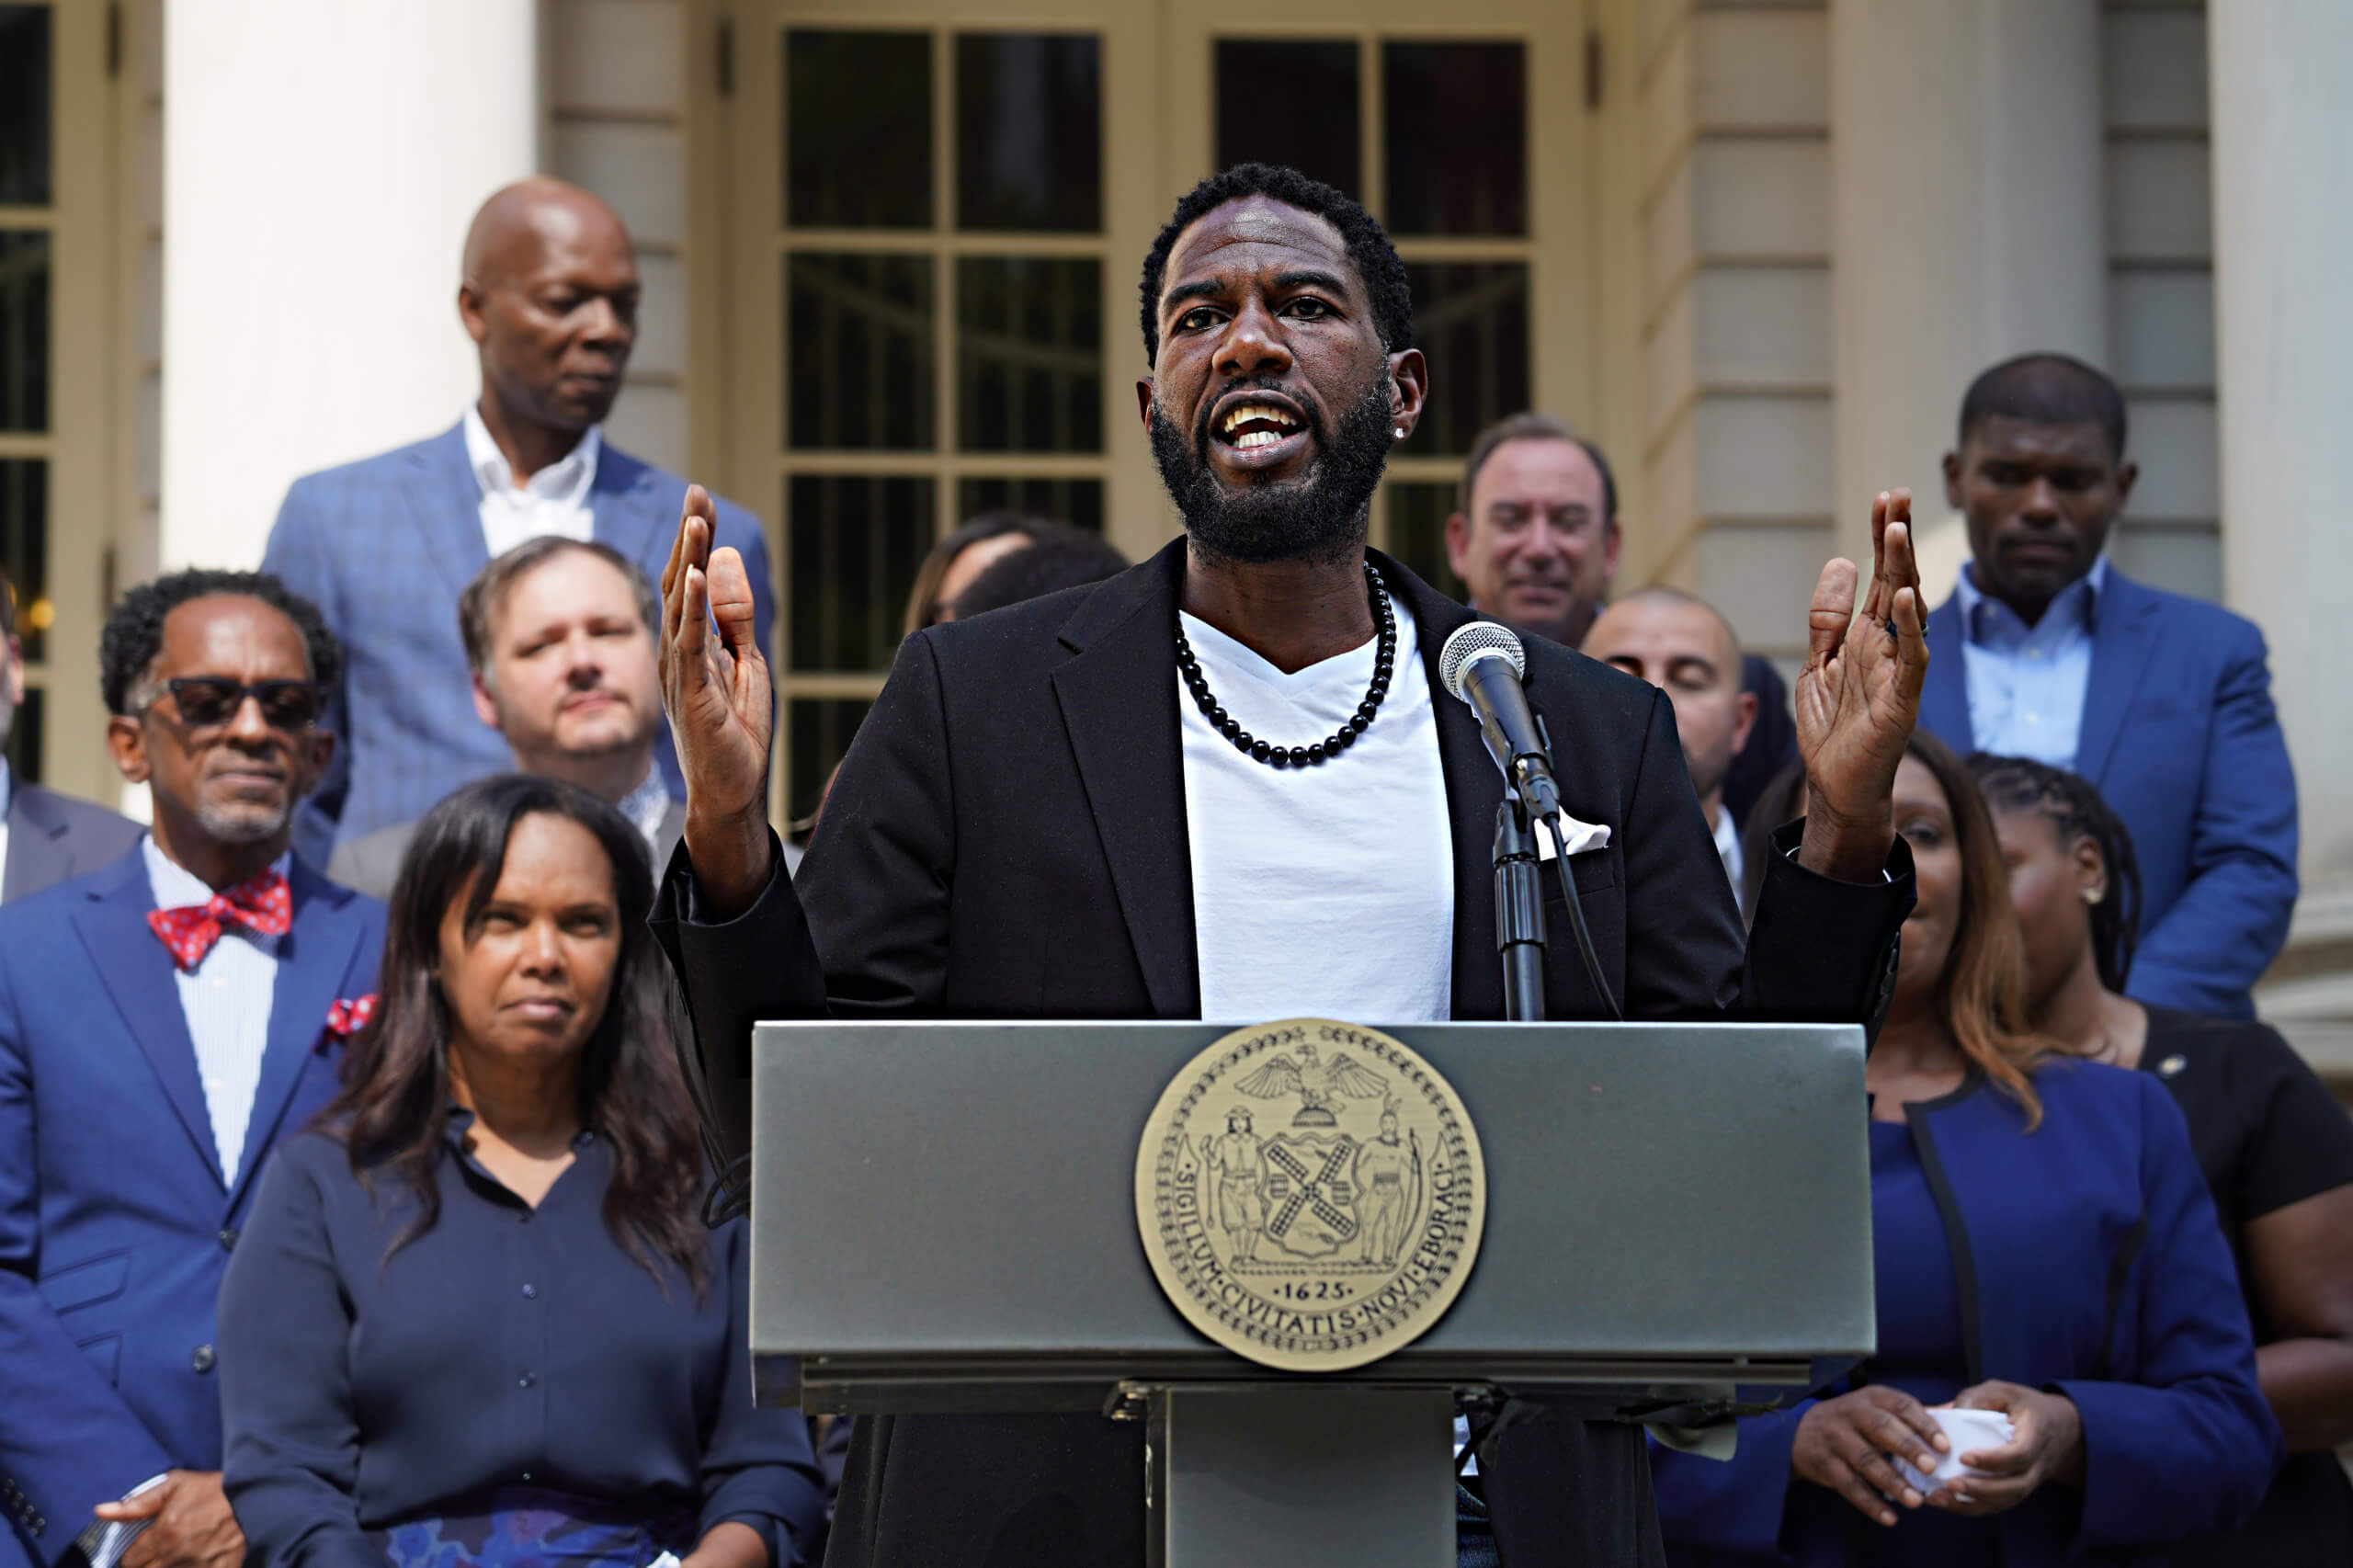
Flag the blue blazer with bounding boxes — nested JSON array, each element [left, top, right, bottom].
[[263, 423, 774, 858], [0, 852, 383, 1568], [1653, 1062, 2280, 1567], [1919, 570, 2298, 1017]]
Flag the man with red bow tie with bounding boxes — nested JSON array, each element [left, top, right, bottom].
[[0, 571, 383, 1568]]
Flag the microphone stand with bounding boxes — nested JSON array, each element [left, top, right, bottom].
[[1493, 797, 1548, 1022]]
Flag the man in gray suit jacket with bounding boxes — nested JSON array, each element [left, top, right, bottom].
[[0, 569, 142, 903], [329, 538, 693, 898]]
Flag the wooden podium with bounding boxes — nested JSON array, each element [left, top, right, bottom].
[[747, 1020, 1872, 1566]]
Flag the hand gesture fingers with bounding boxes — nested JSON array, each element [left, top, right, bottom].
[[706, 543, 760, 665], [658, 484, 774, 841], [1806, 556, 1860, 671]]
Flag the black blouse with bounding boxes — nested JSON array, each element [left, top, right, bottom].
[[219, 1120, 827, 1568], [2142, 1005, 2353, 1567]]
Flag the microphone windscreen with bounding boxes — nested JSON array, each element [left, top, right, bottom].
[[1438, 621, 1527, 703]]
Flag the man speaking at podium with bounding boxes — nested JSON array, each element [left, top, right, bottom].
[[654, 165, 1926, 1568]]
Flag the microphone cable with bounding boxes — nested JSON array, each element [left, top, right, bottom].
[[1541, 810, 1624, 1021]]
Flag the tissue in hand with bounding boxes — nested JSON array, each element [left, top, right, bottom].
[[1892, 1407, 2016, 1494]]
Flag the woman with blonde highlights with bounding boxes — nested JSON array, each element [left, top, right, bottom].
[[1654, 733, 2279, 1567]]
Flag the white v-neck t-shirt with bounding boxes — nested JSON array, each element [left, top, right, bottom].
[[1179, 592, 1456, 1024]]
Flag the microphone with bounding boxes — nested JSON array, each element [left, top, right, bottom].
[[1439, 622, 1562, 820]]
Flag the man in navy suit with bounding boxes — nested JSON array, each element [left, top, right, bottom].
[[264, 176, 773, 862], [0, 570, 384, 1568], [0, 566, 142, 903], [1921, 353, 2297, 1017]]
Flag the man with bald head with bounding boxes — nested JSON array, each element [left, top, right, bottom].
[[264, 177, 772, 858], [1583, 588, 1758, 910]]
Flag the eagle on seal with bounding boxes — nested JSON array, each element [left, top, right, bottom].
[[1233, 1040, 1388, 1127]]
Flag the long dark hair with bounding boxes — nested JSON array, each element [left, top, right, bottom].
[[323, 774, 709, 1291], [1906, 733, 2052, 1126], [1968, 752, 2143, 993]]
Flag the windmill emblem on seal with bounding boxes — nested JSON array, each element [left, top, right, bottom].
[[1232, 1040, 1387, 1127]]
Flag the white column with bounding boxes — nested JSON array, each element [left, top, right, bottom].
[[162, 1, 539, 570], [2211, 4, 2353, 1052], [1828, 0, 2106, 573]]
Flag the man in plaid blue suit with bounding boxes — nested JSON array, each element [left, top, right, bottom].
[[265, 177, 772, 862]]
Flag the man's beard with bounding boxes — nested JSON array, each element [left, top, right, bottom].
[[1149, 376, 1396, 566], [196, 795, 294, 845]]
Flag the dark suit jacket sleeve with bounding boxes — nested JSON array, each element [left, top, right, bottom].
[[263, 479, 352, 860], [2127, 619, 2299, 1017], [0, 923, 176, 1550], [650, 631, 956, 1161], [1618, 685, 1913, 1025]]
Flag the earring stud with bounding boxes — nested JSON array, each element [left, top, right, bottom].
[[2082, 887, 2104, 905], [1393, 426, 1406, 438]]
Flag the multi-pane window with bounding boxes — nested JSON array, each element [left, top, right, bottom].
[[0, 2, 52, 782], [778, 28, 1106, 819], [1213, 36, 1531, 599]]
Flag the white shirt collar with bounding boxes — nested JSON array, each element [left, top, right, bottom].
[[615, 767, 673, 851], [1711, 802, 1743, 890], [142, 837, 294, 942], [461, 403, 602, 514]]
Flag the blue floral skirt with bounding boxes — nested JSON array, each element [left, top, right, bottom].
[[370, 1487, 698, 1568]]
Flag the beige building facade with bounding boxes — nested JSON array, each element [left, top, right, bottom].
[[4, 0, 2347, 1062]]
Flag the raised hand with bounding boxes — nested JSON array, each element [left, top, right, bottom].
[[1792, 489, 1930, 882], [660, 485, 776, 914]]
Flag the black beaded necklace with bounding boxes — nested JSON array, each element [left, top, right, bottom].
[[1175, 561, 1397, 769]]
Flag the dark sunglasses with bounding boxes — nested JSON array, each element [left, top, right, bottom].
[[156, 676, 324, 731]]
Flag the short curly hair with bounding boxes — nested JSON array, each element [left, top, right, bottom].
[[100, 568, 344, 717], [1138, 163, 1414, 367]]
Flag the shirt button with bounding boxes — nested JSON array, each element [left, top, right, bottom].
[[219, 1228, 239, 1252], [518, 1373, 537, 1389], [521, 1283, 538, 1300], [191, 1344, 216, 1374]]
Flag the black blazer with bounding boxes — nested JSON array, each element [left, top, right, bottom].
[[653, 541, 1915, 1568], [2, 781, 144, 903]]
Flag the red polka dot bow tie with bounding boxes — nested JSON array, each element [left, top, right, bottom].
[[145, 869, 292, 971]]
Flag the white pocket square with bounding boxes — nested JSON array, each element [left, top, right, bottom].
[[1535, 814, 1612, 860]]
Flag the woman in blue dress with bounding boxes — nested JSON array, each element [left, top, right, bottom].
[[220, 775, 828, 1568], [1652, 733, 2279, 1566]]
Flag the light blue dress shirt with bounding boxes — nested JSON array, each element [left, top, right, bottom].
[[142, 838, 287, 1187], [1953, 556, 2108, 767]]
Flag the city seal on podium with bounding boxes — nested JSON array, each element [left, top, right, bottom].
[[1135, 1019, 1486, 1372]]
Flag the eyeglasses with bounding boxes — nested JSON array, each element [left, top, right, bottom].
[[155, 676, 324, 731]]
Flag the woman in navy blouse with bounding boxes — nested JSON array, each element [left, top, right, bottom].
[[219, 775, 826, 1568], [1652, 733, 2279, 1566]]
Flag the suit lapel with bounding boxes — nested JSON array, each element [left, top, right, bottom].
[[72, 854, 222, 1187], [1920, 596, 1973, 752], [2074, 571, 2161, 785], [406, 422, 493, 597], [1373, 556, 1509, 1021], [226, 864, 366, 1214], [590, 444, 665, 571], [3, 787, 71, 903], [1049, 542, 1200, 1019]]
